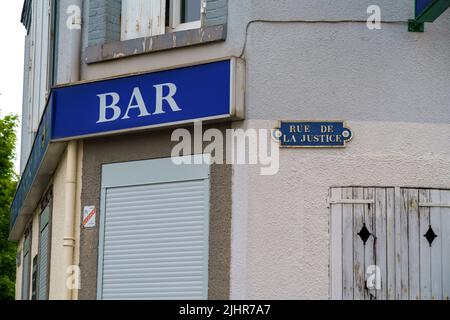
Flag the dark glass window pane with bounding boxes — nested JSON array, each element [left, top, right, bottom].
[[181, 0, 201, 23], [166, 0, 170, 27]]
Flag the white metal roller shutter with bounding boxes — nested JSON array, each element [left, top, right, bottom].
[[98, 156, 210, 300], [38, 225, 49, 300], [22, 246, 31, 300]]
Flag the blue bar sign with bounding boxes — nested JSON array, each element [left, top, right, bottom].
[[277, 121, 353, 148], [416, 0, 435, 17], [52, 59, 239, 141]]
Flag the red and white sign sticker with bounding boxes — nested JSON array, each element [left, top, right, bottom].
[[83, 206, 96, 228]]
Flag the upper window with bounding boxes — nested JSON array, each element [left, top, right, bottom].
[[169, 0, 202, 32], [121, 0, 203, 41]]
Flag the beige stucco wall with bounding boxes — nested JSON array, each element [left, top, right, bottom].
[[48, 150, 67, 299], [230, 119, 450, 299], [72, 142, 84, 300], [14, 145, 83, 300], [48, 143, 83, 300]]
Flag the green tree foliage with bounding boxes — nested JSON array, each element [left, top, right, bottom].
[[0, 114, 18, 300]]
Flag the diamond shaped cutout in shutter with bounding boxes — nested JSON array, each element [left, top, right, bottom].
[[424, 225, 437, 247], [357, 223, 371, 245]]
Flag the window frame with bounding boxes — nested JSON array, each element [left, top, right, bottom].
[[168, 0, 203, 32], [121, 0, 204, 41]]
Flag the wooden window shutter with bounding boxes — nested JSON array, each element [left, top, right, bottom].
[[330, 187, 450, 300], [121, 0, 166, 40]]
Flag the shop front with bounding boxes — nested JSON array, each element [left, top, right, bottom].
[[11, 57, 245, 300]]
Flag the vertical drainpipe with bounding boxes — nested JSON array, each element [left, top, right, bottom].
[[63, 140, 78, 300], [58, 0, 83, 300]]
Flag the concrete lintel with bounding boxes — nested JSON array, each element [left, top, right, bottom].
[[85, 24, 227, 64]]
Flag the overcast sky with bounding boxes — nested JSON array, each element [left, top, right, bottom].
[[0, 1, 26, 173]]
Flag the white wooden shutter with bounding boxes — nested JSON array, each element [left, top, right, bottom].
[[38, 207, 50, 300], [330, 187, 379, 300], [20, 34, 33, 174], [330, 187, 450, 300], [121, 0, 166, 40], [98, 155, 210, 300], [418, 189, 450, 300], [30, 0, 51, 132]]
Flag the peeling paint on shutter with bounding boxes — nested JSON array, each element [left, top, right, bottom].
[[98, 156, 210, 300], [121, 0, 166, 41], [330, 187, 450, 300]]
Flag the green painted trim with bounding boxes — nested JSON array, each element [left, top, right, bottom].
[[409, 0, 450, 32], [416, 0, 450, 22], [408, 19, 425, 32]]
